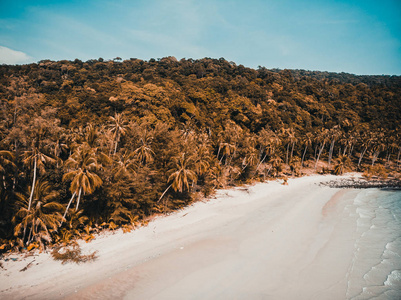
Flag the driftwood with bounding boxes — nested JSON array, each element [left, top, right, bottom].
[[320, 178, 401, 190], [19, 260, 35, 272]]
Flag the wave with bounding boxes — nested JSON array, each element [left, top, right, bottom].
[[347, 190, 401, 299]]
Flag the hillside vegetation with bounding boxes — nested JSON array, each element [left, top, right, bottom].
[[0, 57, 400, 252]]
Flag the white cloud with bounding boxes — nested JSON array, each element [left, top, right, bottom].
[[0, 46, 32, 64]]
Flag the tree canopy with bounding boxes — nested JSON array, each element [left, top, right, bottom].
[[0, 57, 400, 252]]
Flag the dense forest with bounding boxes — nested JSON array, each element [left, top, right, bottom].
[[1, 57, 400, 252]]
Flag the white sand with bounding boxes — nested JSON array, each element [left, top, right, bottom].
[[1, 174, 364, 299]]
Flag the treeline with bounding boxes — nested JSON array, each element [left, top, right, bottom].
[[0, 57, 400, 252]]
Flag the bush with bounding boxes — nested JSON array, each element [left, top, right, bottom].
[[51, 243, 97, 264], [362, 165, 389, 179]]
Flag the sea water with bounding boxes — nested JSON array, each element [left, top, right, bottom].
[[346, 189, 401, 300]]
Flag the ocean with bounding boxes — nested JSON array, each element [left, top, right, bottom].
[[346, 189, 401, 300]]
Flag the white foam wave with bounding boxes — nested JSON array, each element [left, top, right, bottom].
[[347, 190, 401, 299], [384, 270, 401, 289]]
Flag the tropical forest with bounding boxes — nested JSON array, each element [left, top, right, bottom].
[[1, 57, 400, 253]]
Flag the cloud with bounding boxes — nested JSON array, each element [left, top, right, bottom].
[[0, 46, 32, 64]]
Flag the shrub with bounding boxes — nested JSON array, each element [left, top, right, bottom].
[[51, 243, 97, 264]]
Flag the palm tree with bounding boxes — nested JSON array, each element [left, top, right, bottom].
[[62, 144, 103, 220], [327, 126, 341, 167], [279, 127, 297, 165], [109, 113, 127, 155], [242, 146, 259, 171], [168, 153, 197, 193], [269, 155, 283, 178], [216, 121, 242, 166], [0, 150, 16, 229], [219, 142, 236, 165], [13, 180, 64, 248], [357, 130, 372, 169], [159, 153, 197, 202], [288, 128, 297, 163], [314, 128, 329, 170], [0, 150, 15, 174], [133, 133, 155, 165], [83, 124, 112, 167], [0, 150, 15, 190], [289, 157, 301, 176], [333, 155, 351, 175], [112, 151, 137, 179], [256, 129, 280, 172], [300, 132, 313, 169], [23, 139, 56, 212]]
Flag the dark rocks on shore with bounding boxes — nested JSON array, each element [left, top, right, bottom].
[[320, 177, 401, 190]]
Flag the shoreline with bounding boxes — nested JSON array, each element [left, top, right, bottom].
[[0, 174, 399, 299]]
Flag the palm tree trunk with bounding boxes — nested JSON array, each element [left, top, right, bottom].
[[386, 152, 391, 165], [75, 187, 82, 211], [349, 143, 354, 157], [158, 183, 172, 203], [315, 142, 325, 170], [255, 152, 268, 172], [113, 135, 119, 155], [301, 145, 308, 168], [358, 146, 368, 168], [328, 140, 335, 166], [314, 144, 318, 160], [217, 144, 222, 160], [28, 156, 37, 211], [286, 143, 290, 165], [372, 150, 380, 166], [290, 142, 295, 161], [265, 166, 272, 177], [113, 128, 120, 155], [24, 155, 37, 243], [227, 144, 236, 166], [27, 223, 33, 245], [61, 191, 76, 224]]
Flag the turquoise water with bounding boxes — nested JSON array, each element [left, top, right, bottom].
[[347, 189, 401, 300]]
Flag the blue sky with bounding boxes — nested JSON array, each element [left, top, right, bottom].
[[0, 0, 400, 75]]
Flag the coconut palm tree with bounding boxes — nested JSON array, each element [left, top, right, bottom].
[[83, 124, 112, 167], [23, 140, 56, 212], [0, 150, 17, 234], [133, 133, 155, 166], [314, 128, 329, 170], [327, 126, 341, 167], [13, 180, 63, 248], [255, 128, 280, 172], [159, 153, 197, 203], [168, 153, 197, 193], [62, 144, 103, 220], [280, 127, 297, 165], [0, 150, 15, 174], [219, 142, 236, 165], [269, 155, 283, 178], [333, 155, 351, 175], [300, 132, 313, 169], [109, 113, 127, 155], [357, 129, 372, 169], [0, 150, 15, 190], [112, 151, 137, 179]]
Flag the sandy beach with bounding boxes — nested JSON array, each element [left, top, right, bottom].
[[0, 174, 397, 299]]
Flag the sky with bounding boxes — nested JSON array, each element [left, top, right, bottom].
[[0, 0, 400, 75]]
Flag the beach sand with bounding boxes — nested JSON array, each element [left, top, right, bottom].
[[0, 174, 373, 299]]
